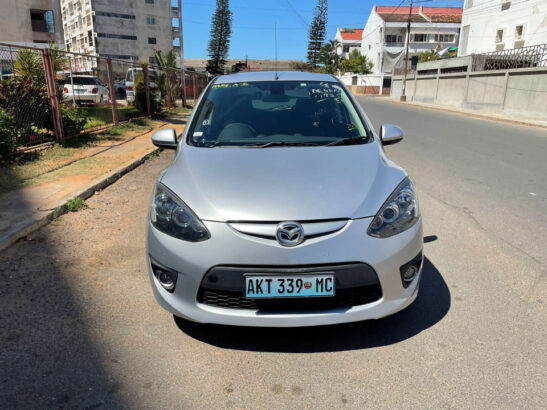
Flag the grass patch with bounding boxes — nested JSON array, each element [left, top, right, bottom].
[[65, 197, 87, 212], [65, 106, 142, 129]]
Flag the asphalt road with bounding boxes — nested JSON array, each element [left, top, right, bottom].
[[1, 102, 546, 409], [358, 97, 547, 267]]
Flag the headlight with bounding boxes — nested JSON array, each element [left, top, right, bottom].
[[150, 184, 210, 242], [367, 178, 420, 238]]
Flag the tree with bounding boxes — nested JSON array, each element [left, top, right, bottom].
[[155, 49, 179, 106], [206, 0, 232, 75], [418, 49, 438, 62], [231, 61, 248, 72], [318, 39, 341, 74], [14, 43, 68, 83], [307, 0, 328, 67], [339, 49, 373, 74]]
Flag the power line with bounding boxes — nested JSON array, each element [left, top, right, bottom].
[[281, 0, 309, 29]]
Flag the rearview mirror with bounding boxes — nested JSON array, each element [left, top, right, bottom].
[[152, 128, 177, 150], [380, 124, 404, 145]]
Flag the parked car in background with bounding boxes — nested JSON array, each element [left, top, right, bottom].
[[115, 78, 126, 96], [63, 75, 109, 105], [125, 68, 161, 103]]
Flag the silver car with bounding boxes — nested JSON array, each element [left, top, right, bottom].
[[147, 71, 423, 327]]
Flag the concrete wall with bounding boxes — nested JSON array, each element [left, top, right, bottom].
[[2, 0, 63, 44], [391, 66, 547, 120]]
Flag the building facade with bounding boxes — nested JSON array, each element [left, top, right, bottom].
[[334, 28, 364, 58], [458, 0, 547, 56], [361, 6, 462, 75], [61, 0, 181, 70], [1, 0, 63, 46]]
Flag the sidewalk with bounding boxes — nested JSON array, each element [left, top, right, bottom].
[[0, 114, 188, 251], [365, 96, 547, 129]]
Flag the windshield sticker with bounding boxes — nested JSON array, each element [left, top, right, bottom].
[[193, 131, 204, 137], [212, 82, 250, 89]]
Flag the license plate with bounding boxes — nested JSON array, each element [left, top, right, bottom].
[[75, 89, 85, 94], [245, 274, 335, 298]]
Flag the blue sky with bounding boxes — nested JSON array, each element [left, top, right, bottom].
[[180, 0, 463, 60]]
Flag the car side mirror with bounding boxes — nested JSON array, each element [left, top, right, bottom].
[[152, 128, 177, 150], [380, 124, 404, 145]]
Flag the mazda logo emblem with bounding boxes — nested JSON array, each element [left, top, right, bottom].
[[276, 221, 304, 247]]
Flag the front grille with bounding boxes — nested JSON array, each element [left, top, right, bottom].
[[197, 263, 382, 312], [198, 285, 382, 312]]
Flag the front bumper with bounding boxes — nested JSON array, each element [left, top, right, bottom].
[[147, 217, 423, 327]]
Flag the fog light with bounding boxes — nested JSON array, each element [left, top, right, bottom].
[[402, 265, 418, 282], [399, 251, 422, 288], [151, 259, 178, 293]]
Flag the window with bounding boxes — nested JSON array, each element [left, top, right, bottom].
[[147, 16, 155, 24], [385, 34, 402, 43], [30, 10, 55, 33], [146, 0, 154, 3], [343, 45, 349, 52], [434, 34, 455, 43], [496, 29, 504, 43], [188, 81, 371, 148], [95, 11, 135, 19], [173, 37, 181, 47], [148, 37, 157, 44], [515, 25, 523, 40], [97, 33, 137, 40], [501, 1, 511, 11], [412, 33, 428, 43], [149, 57, 156, 64]]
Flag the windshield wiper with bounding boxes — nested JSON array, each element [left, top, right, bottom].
[[325, 136, 366, 146], [243, 141, 321, 148]]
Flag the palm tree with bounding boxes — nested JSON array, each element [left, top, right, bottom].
[[319, 40, 341, 74], [154, 50, 179, 107]]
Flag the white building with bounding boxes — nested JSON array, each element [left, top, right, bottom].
[[60, 0, 182, 70], [361, 6, 463, 75], [334, 28, 363, 58], [458, 0, 547, 56]]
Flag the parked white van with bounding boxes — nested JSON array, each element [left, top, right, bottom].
[[125, 68, 161, 103]]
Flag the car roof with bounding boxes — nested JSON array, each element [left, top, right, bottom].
[[214, 71, 337, 84], [69, 75, 97, 78]]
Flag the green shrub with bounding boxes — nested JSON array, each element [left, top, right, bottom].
[[134, 72, 162, 115], [65, 197, 87, 212], [61, 107, 86, 137], [0, 108, 20, 157]]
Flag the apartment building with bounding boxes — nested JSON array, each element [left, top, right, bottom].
[[361, 6, 463, 75], [458, 0, 547, 56], [1, 0, 63, 45], [334, 28, 364, 58], [61, 0, 182, 70]]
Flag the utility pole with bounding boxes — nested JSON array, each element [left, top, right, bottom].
[[178, 0, 186, 104], [401, 0, 413, 102]]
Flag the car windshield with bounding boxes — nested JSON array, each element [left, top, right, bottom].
[[188, 80, 371, 147], [68, 77, 96, 85]]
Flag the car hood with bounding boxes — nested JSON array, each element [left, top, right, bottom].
[[160, 143, 407, 222]]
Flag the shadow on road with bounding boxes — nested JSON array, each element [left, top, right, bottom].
[[174, 257, 450, 352]]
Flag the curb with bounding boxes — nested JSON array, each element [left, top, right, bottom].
[[0, 147, 159, 253], [360, 96, 547, 130]]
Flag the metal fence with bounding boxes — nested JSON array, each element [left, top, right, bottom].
[[471, 44, 547, 71], [0, 42, 209, 151]]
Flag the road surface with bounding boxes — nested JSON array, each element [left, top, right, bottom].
[[0, 101, 545, 408]]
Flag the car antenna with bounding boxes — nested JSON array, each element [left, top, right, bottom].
[[274, 21, 279, 80]]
